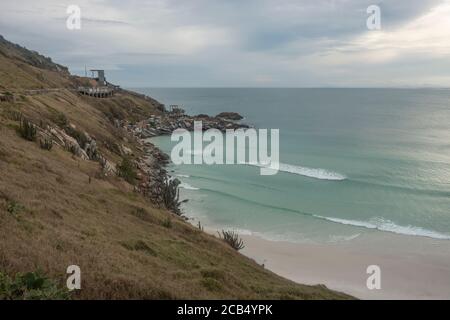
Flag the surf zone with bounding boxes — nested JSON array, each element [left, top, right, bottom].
[[170, 121, 280, 175]]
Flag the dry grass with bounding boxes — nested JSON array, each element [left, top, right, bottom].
[[0, 39, 352, 299], [0, 54, 71, 90], [0, 123, 351, 299]]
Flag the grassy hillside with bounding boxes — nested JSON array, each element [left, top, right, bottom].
[[0, 35, 352, 299]]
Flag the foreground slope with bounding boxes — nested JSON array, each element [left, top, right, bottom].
[[0, 35, 351, 299]]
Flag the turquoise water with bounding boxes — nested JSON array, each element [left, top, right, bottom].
[[136, 88, 450, 242]]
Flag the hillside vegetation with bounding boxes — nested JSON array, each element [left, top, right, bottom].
[[0, 35, 352, 299]]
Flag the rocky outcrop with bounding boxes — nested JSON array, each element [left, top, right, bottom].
[[38, 124, 99, 163], [124, 112, 248, 140], [122, 108, 248, 214], [134, 140, 172, 206], [120, 144, 133, 156], [215, 112, 243, 121], [49, 127, 89, 160], [99, 156, 116, 175], [84, 139, 98, 160]]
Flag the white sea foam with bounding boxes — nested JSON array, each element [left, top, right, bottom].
[[179, 182, 200, 190], [328, 233, 361, 243], [244, 162, 346, 181], [315, 215, 450, 240], [175, 174, 190, 178], [278, 163, 346, 180], [221, 228, 254, 236]]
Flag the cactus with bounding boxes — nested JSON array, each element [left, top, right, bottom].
[[18, 119, 37, 141], [218, 230, 245, 251], [161, 177, 187, 215]]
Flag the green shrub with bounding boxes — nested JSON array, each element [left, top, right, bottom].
[[5, 109, 23, 121], [218, 230, 245, 251], [6, 200, 24, 217], [107, 105, 126, 121], [201, 269, 225, 281], [162, 217, 172, 228], [134, 207, 147, 218], [0, 271, 70, 300], [117, 157, 137, 184], [39, 138, 53, 151], [121, 240, 157, 256], [200, 278, 223, 292], [51, 111, 68, 127], [18, 119, 37, 141], [161, 178, 187, 215]]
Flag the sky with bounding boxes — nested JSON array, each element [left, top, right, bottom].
[[1, 0, 450, 87]]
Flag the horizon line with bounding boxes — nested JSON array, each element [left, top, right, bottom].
[[125, 86, 450, 90]]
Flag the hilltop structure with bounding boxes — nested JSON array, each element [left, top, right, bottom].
[[77, 69, 117, 98], [90, 69, 106, 85]]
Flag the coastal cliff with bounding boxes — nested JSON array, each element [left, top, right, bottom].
[[0, 35, 352, 299]]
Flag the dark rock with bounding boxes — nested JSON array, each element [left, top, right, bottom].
[[215, 112, 243, 121]]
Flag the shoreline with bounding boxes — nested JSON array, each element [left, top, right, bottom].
[[133, 101, 450, 300], [196, 220, 450, 300], [239, 230, 450, 300]]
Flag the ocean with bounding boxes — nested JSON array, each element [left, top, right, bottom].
[[135, 88, 450, 243]]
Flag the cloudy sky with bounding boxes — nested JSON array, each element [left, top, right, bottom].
[[1, 0, 450, 87]]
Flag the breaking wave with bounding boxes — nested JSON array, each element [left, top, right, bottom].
[[198, 187, 450, 240], [314, 215, 450, 240], [245, 162, 346, 181], [179, 182, 200, 190], [277, 163, 347, 181]]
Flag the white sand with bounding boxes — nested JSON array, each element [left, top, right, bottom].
[[239, 232, 450, 299]]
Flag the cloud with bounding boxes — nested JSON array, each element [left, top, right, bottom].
[[0, 0, 448, 87], [288, 1, 450, 86], [54, 17, 130, 25]]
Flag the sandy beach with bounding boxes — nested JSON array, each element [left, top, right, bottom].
[[239, 232, 450, 299]]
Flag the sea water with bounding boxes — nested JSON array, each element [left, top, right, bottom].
[[136, 88, 450, 243]]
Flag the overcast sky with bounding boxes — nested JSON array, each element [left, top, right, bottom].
[[1, 0, 449, 87]]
